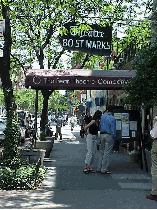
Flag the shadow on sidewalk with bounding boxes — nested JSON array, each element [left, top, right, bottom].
[[42, 131, 153, 209]]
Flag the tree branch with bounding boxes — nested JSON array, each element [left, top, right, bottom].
[[80, 54, 90, 69], [52, 49, 65, 69], [10, 53, 26, 74]]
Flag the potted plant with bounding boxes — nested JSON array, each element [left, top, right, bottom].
[[36, 131, 54, 158]]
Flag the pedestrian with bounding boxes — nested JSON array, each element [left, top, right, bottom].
[[146, 115, 157, 200], [79, 111, 85, 138], [70, 115, 76, 131], [84, 108, 92, 126], [97, 106, 116, 174], [55, 115, 62, 140], [83, 110, 102, 174], [97, 109, 108, 150]]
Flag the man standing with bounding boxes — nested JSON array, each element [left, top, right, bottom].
[[97, 106, 116, 174]]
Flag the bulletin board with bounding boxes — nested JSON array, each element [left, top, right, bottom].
[[114, 109, 141, 143]]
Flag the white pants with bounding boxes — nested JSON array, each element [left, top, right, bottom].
[[97, 134, 114, 173], [85, 134, 97, 166]]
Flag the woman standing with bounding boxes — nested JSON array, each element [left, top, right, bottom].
[[83, 110, 102, 174]]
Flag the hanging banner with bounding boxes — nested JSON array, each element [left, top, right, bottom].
[[59, 22, 112, 56]]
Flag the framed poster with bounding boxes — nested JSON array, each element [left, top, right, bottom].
[[116, 120, 121, 130], [114, 113, 122, 120], [122, 122, 129, 136], [122, 113, 129, 123], [130, 121, 137, 131]]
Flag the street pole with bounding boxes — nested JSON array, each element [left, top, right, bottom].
[[34, 88, 38, 148]]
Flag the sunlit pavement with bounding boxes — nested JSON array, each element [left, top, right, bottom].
[[0, 124, 157, 209]]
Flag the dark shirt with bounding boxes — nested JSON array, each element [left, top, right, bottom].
[[84, 115, 91, 125], [89, 123, 99, 135], [86, 114, 99, 135]]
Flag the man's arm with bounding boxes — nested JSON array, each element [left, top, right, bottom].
[[111, 117, 116, 138]]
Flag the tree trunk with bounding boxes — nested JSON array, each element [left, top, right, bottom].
[[1, 3, 19, 163], [1, 4, 15, 115], [40, 90, 54, 132], [38, 48, 54, 133]]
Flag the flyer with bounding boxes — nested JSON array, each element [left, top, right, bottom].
[[122, 122, 129, 136], [122, 113, 129, 123]]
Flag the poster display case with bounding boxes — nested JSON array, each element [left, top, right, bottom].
[[114, 110, 141, 143]]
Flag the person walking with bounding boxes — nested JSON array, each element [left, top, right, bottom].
[[70, 115, 76, 131], [55, 115, 62, 140], [97, 106, 116, 174], [146, 115, 157, 200], [79, 111, 85, 138], [83, 110, 102, 174], [84, 108, 92, 126]]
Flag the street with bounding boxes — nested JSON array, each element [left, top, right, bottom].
[[0, 124, 157, 209]]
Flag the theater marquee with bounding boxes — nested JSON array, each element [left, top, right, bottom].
[[25, 69, 136, 90]]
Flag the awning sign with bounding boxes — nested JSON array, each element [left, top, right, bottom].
[[25, 69, 136, 90]]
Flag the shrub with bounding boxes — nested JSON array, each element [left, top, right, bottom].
[[40, 131, 46, 141], [0, 162, 47, 190]]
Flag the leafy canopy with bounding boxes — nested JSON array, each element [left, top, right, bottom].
[[124, 43, 157, 108]]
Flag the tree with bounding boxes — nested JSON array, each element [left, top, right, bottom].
[[48, 90, 75, 112], [10, 0, 151, 132], [124, 43, 157, 108], [0, 1, 21, 163], [0, 0, 152, 139]]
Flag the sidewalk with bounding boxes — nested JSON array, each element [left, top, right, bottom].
[[0, 124, 157, 209]]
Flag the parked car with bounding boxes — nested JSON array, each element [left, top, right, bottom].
[[0, 116, 26, 144], [0, 116, 7, 141]]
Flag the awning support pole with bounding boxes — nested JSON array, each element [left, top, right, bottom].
[[34, 88, 38, 148]]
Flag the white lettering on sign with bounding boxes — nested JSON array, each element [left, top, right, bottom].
[[75, 40, 84, 48], [44, 78, 55, 84], [56, 78, 70, 84], [42, 77, 130, 86], [86, 40, 110, 49], [70, 26, 104, 38], [62, 38, 110, 50], [75, 79, 95, 85], [98, 79, 129, 85], [63, 39, 74, 47]]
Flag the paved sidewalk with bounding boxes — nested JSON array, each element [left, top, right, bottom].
[[0, 124, 157, 209]]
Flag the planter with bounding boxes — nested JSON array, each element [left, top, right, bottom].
[[129, 150, 139, 162], [36, 137, 54, 158], [19, 148, 46, 165]]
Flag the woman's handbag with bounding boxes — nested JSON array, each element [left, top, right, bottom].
[[97, 141, 101, 150]]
